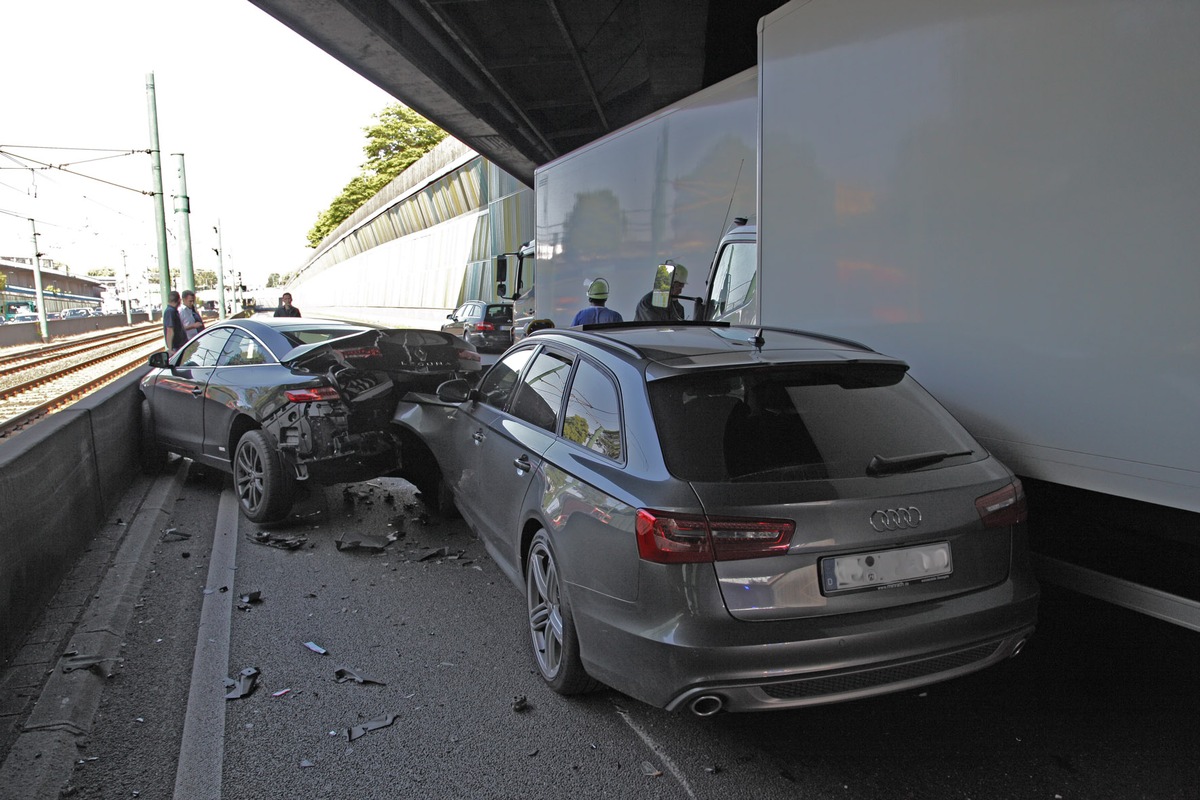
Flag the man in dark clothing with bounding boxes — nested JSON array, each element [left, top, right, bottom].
[[274, 292, 301, 317], [162, 291, 187, 355], [634, 263, 688, 322]]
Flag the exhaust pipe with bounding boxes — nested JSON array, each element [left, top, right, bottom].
[[689, 695, 724, 717]]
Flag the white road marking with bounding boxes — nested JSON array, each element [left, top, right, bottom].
[[613, 702, 698, 799]]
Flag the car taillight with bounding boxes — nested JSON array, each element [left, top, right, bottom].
[[336, 347, 382, 359], [285, 386, 340, 403], [976, 479, 1028, 528], [474, 321, 495, 332], [636, 509, 795, 564]]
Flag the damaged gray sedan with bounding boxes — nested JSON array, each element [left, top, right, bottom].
[[139, 317, 480, 522]]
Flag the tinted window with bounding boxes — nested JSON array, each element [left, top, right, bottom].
[[485, 304, 513, 322], [178, 328, 234, 368], [510, 350, 572, 432], [279, 327, 367, 347], [562, 360, 622, 460], [219, 331, 272, 366], [649, 364, 983, 482], [478, 348, 535, 408]]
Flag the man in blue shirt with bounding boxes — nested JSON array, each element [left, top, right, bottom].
[[572, 278, 623, 326]]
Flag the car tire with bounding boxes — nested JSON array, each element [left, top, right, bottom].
[[526, 530, 599, 695], [233, 429, 295, 523], [139, 400, 167, 475]]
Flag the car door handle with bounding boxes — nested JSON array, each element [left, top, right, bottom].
[[513, 454, 531, 472], [472, 430, 484, 444], [190, 386, 204, 397]]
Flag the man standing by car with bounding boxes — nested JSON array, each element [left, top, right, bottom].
[[180, 289, 205, 340], [162, 291, 187, 355], [572, 278, 623, 326], [274, 292, 301, 317]]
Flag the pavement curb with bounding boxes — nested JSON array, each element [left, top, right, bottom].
[[0, 462, 189, 799]]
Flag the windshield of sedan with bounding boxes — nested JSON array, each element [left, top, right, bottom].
[[278, 327, 367, 347], [648, 364, 983, 482]]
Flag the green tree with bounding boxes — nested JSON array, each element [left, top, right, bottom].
[[87, 267, 116, 277], [0, 272, 6, 291], [306, 104, 447, 248], [194, 269, 218, 290], [266, 272, 282, 288]]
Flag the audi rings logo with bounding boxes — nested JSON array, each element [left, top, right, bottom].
[[870, 507, 922, 532]]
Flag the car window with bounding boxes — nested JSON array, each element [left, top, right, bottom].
[[706, 240, 756, 320], [178, 328, 234, 368], [562, 359, 622, 460], [218, 331, 272, 366], [478, 347, 535, 408], [485, 304, 513, 322], [510, 350, 572, 433], [649, 364, 983, 482], [279, 327, 367, 347]]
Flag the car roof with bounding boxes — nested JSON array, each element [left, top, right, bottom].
[[527, 323, 903, 375]]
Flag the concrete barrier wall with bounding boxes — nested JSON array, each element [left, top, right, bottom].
[[0, 314, 151, 348], [0, 371, 146, 662]]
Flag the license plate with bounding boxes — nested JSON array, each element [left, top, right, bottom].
[[820, 542, 952, 595]]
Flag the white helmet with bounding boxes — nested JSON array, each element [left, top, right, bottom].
[[587, 278, 610, 301]]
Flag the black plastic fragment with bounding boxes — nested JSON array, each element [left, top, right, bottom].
[[334, 667, 387, 686], [246, 531, 307, 550]]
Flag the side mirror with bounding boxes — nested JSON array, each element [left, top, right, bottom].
[[436, 378, 473, 403], [496, 282, 507, 297], [650, 263, 675, 309], [148, 351, 171, 368], [496, 254, 509, 283], [446, 313, 455, 320]]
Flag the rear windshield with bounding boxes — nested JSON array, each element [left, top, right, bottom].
[[648, 364, 983, 482], [485, 304, 513, 322], [279, 327, 367, 346]]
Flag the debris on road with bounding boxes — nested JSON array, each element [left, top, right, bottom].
[[334, 667, 387, 685], [511, 695, 530, 712], [161, 527, 191, 541], [346, 713, 397, 742], [641, 761, 663, 778], [416, 546, 449, 562], [224, 667, 260, 700], [272, 688, 292, 698], [246, 530, 308, 550], [238, 590, 263, 611], [299, 759, 315, 769], [304, 641, 328, 655], [60, 653, 115, 677], [335, 531, 397, 552]]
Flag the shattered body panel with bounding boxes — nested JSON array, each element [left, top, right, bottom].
[[139, 318, 477, 520]]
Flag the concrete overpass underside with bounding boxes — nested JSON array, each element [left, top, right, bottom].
[[248, 0, 788, 185]]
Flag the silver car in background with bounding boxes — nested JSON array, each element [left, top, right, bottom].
[[397, 324, 1039, 714]]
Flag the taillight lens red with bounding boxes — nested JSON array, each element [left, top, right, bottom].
[[636, 509, 795, 563], [976, 479, 1028, 528], [336, 347, 382, 359], [474, 321, 495, 332], [285, 386, 340, 403]]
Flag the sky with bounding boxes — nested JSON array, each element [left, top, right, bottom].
[[0, 0, 396, 290]]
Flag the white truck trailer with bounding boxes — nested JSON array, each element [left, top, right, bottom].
[[747, 0, 1199, 629], [526, 0, 1199, 629]]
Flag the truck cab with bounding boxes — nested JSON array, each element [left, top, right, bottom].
[[698, 221, 757, 325]]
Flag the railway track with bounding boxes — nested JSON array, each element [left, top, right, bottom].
[[0, 328, 163, 440]]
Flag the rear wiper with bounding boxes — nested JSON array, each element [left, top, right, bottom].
[[866, 449, 974, 476]]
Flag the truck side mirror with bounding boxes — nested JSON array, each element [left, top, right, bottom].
[[650, 263, 675, 309], [497, 282, 507, 297], [496, 255, 508, 283]]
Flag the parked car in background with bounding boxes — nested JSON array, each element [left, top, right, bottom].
[[5, 313, 39, 324], [395, 323, 1039, 714], [441, 302, 514, 353], [139, 317, 481, 523], [59, 307, 92, 319]]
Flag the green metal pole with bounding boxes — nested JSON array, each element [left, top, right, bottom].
[[146, 73, 171, 310], [28, 219, 49, 340], [121, 250, 133, 325], [173, 153, 195, 291]]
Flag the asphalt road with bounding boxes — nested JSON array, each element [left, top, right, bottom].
[[4, 463, 1198, 800]]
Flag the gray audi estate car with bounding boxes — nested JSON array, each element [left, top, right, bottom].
[[140, 317, 480, 523], [394, 323, 1039, 714]]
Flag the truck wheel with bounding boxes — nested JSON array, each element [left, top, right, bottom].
[[233, 430, 295, 523]]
